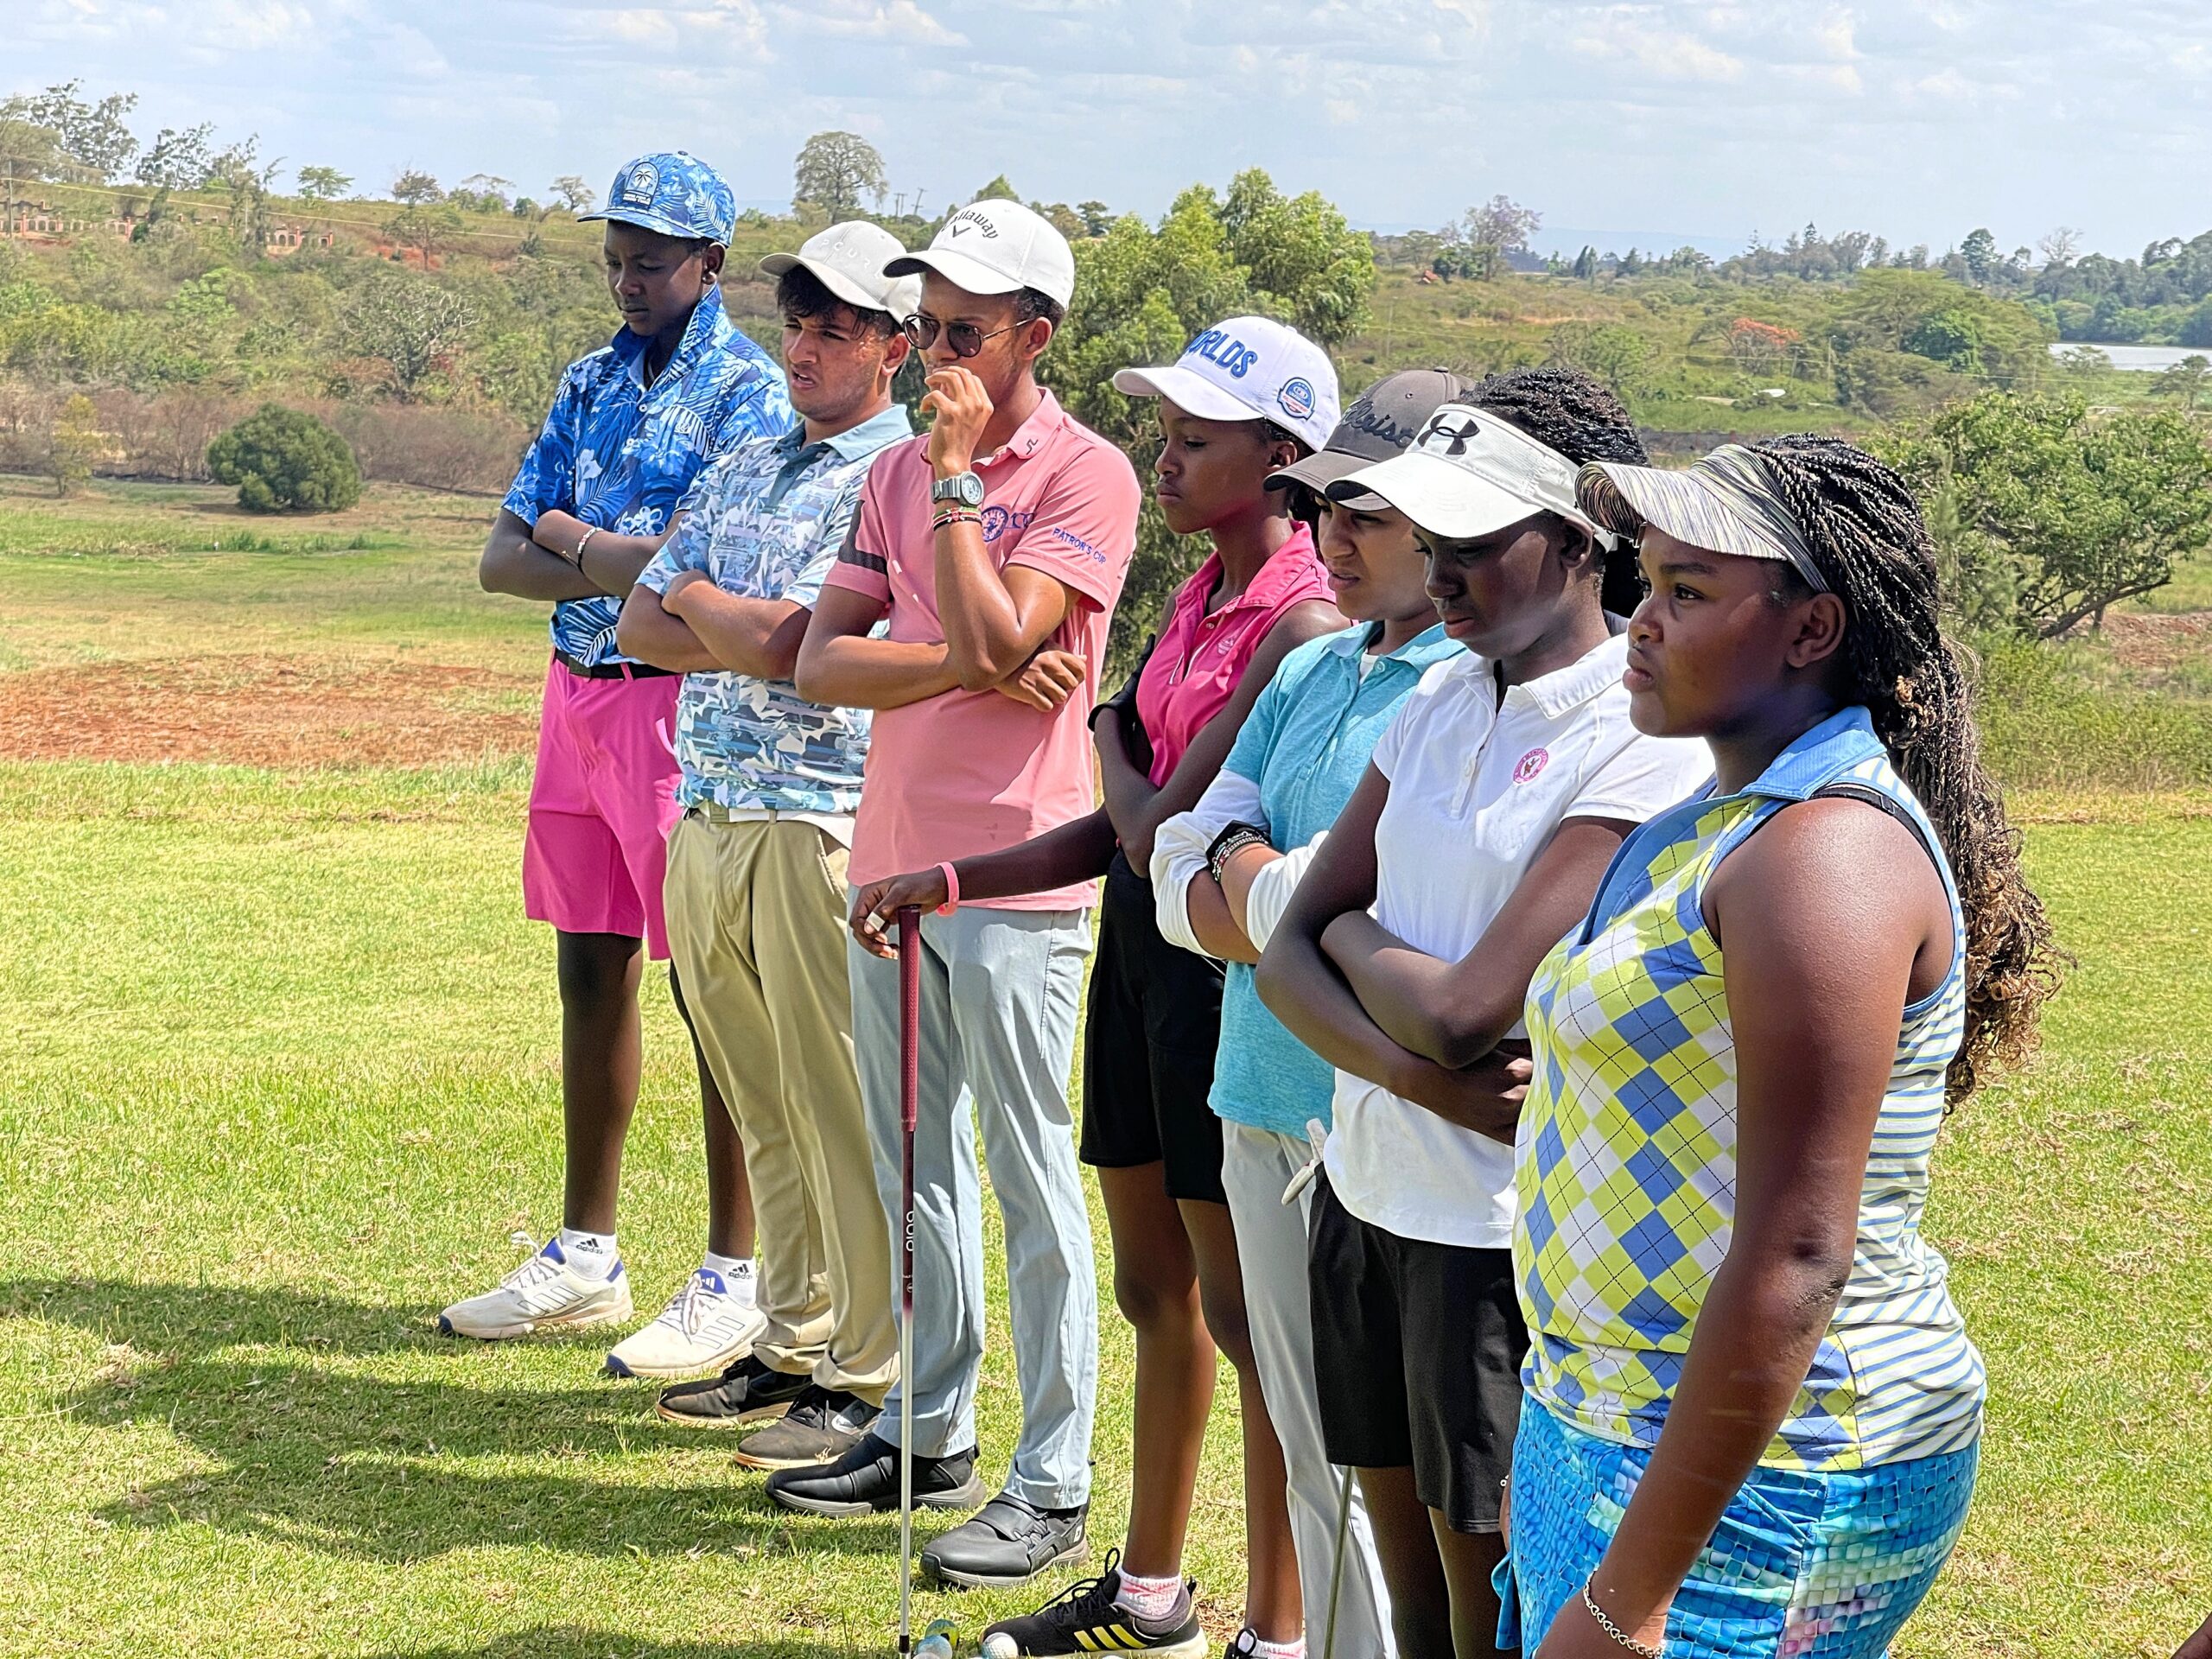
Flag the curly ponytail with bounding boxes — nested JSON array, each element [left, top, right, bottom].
[[1748, 435, 2064, 1101]]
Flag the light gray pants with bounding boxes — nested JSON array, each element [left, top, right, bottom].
[[1222, 1120, 1396, 1657], [849, 902, 1098, 1510]]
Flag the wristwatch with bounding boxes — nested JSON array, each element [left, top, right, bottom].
[[1206, 821, 1271, 884], [930, 470, 985, 509]]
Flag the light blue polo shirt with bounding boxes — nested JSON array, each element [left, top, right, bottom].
[[1210, 620, 1463, 1138]]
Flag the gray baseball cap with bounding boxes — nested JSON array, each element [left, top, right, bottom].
[[759, 222, 922, 321], [1268, 368, 1477, 506]]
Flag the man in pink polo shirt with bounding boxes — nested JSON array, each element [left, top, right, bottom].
[[775, 199, 1140, 1590]]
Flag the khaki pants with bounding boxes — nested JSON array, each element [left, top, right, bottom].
[[664, 812, 897, 1403]]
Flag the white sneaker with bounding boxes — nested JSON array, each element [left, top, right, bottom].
[[437, 1232, 634, 1340], [604, 1266, 768, 1380]]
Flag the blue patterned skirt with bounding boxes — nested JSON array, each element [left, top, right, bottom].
[[1496, 1402, 1978, 1656]]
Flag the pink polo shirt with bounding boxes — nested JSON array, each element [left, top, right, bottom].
[[824, 389, 1141, 910], [1135, 523, 1334, 786]]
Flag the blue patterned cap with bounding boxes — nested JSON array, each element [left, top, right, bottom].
[[579, 151, 736, 245]]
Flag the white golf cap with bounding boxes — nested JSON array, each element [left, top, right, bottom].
[[885, 199, 1077, 309], [1111, 316, 1341, 453], [1329, 404, 1614, 545], [758, 221, 921, 321]]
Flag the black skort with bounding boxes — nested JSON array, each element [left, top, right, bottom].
[[1308, 1173, 1528, 1533], [1078, 853, 1228, 1205]]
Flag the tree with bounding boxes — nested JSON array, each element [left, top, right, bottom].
[[1573, 245, 1599, 281], [1077, 200, 1113, 238], [344, 270, 479, 399], [2037, 226, 2083, 269], [208, 153, 285, 254], [296, 165, 353, 200], [1961, 227, 1999, 287], [0, 82, 139, 180], [792, 131, 887, 218], [137, 124, 214, 188], [388, 199, 466, 257], [1880, 392, 2212, 637], [1457, 194, 1541, 280], [1037, 169, 1376, 668], [2154, 354, 2212, 413], [971, 174, 1020, 202], [206, 403, 363, 512], [49, 393, 102, 496], [390, 169, 442, 207], [550, 175, 595, 214], [452, 174, 512, 212]]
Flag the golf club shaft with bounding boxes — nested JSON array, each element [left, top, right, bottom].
[[897, 905, 921, 1657], [1322, 1462, 1354, 1659]]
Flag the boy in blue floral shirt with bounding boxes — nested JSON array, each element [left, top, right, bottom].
[[448, 152, 793, 1362], [609, 224, 918, 1457]]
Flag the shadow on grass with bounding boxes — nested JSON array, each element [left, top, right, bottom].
[[7, 1277, 917, 1567], [365, 1633, 902, 1659]]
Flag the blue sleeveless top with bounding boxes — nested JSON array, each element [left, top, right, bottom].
[[1515, 706, 1984, 1471]]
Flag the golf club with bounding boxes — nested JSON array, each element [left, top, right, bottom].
[[897, 903, 922, 1658]]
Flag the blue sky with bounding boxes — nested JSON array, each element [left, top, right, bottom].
[[15, 0, 2210, 257]]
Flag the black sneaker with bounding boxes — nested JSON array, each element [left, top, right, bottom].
[[978, 1548, 1204, 1655], [654, 1353, 810, 1428], [765, 1431, 987, 1518], [924, 1491, 1090, 1591], [732, 1386, 879, 1471]]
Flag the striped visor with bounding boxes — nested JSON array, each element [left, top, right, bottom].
[[1578, 446, 1830, 593]]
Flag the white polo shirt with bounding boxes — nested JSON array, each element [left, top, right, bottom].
[[1323, 630, 1714, 1250]]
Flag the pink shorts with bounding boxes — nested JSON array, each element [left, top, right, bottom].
[[523, 658, 683, 959]]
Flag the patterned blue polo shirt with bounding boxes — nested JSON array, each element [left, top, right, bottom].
[[503, 285, 794, 667], [637, 404, 912, 816]]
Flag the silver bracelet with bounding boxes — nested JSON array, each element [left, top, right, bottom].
[[1581, 1577, 1662, 1658]]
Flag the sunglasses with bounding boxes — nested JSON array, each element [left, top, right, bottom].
[[901, 314, 1022, 359]]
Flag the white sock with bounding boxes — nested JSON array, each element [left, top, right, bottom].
[[702, 1251, 756, 1304], [1115, 1568, 1183, 1622], [556, 1228, 619, 1279], [1243, 1634, 1304, 1659]]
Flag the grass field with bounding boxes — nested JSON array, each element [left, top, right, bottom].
[[2, 479, 2209, 1657]]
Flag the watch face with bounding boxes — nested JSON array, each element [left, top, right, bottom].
[[956, 472, 985, 507]]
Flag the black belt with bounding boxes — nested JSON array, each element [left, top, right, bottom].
[[555, 650, 677, 681]]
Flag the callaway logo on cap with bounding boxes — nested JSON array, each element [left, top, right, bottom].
[[884, 199, 1077, 308], [1109, 315, 1341, 453], [1327, 402, 1614, 544]]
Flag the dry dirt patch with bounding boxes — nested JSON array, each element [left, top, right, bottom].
[[0, 656, 538, 767], [2101, 611, 2212, 675]]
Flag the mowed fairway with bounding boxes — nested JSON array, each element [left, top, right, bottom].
[[0, 479, 2205, 1657]]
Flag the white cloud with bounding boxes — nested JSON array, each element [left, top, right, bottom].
[[10, 0, 2212, 261], [1572, 21, 1745, 81], [787, 0, 963, 42]]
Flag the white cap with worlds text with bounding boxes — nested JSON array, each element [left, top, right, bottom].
[[1111, 315, 1341, 453]]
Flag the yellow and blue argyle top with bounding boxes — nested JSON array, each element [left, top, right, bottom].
[[1516, 706, 1984, 1471]]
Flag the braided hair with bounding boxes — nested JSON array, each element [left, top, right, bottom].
[[1748, 435, 2063, 1103], [1465, 367, 1650, 614]]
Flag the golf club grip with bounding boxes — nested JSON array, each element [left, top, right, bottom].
[[898, 905, 920, 1136]]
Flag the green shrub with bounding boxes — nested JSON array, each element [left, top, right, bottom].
[[1971, 632, 2212, 790], [205, 403, 361, 513]]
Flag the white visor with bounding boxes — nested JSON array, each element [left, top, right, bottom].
[[1328, 404, 1612, 546]]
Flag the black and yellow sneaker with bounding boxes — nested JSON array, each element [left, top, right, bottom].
[[979, 1550, 1206, 1657]]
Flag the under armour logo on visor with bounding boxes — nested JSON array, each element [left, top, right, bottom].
[[1419, 413, 1484, 456]]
